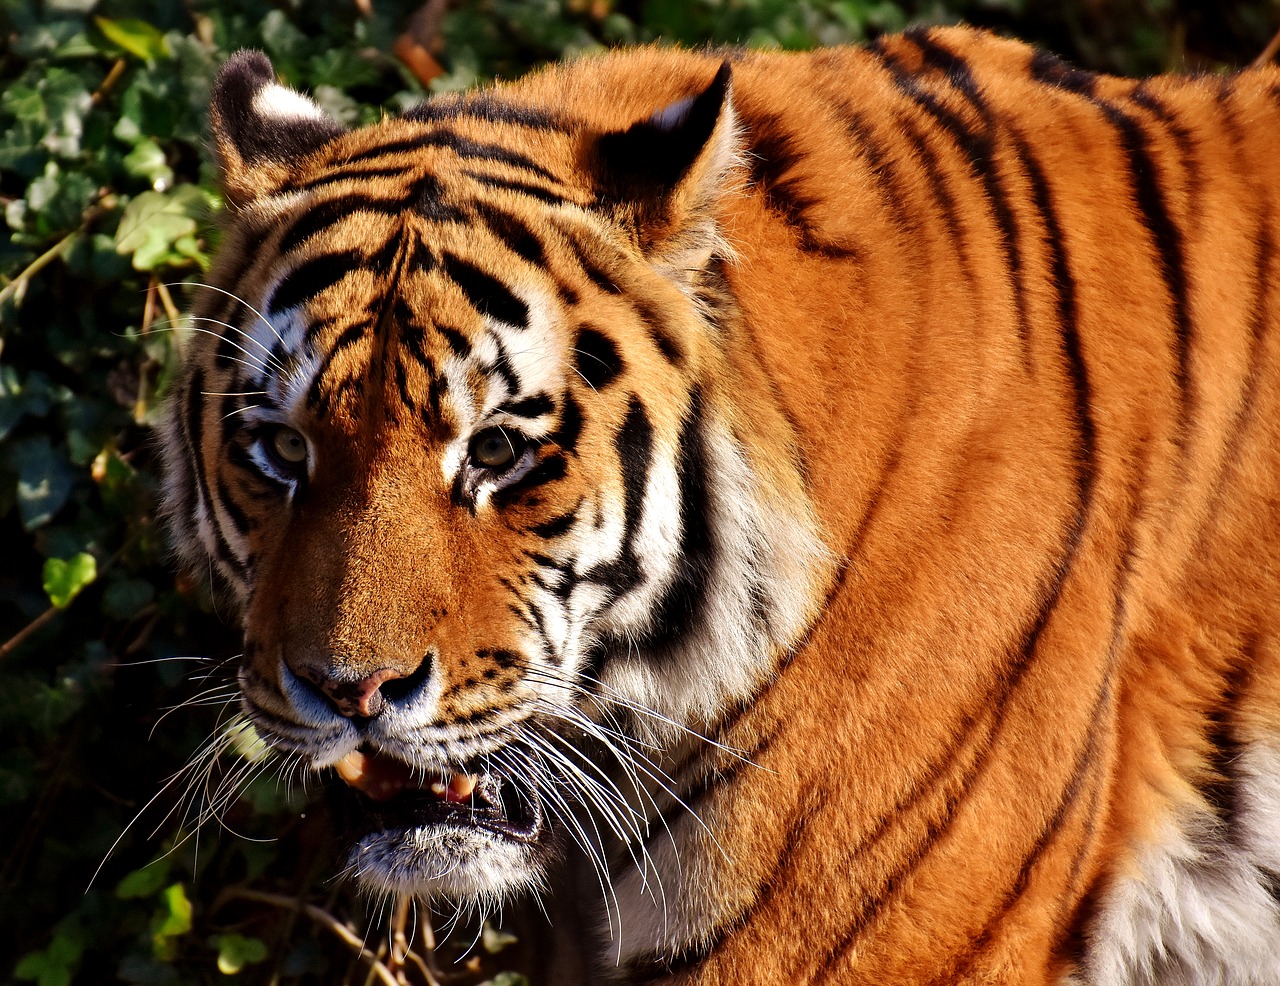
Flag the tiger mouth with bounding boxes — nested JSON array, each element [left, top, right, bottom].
[[333, 747, 543, 843]]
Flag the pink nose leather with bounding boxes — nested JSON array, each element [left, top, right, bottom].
[[302, 667, 405, 718]]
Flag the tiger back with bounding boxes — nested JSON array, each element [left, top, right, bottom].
[[162, 26, 1280, 985]]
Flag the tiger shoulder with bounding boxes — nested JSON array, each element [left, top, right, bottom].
[[163, 24, 1280, 986]]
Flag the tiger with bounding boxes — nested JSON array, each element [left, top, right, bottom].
[[160, 24, 1280, 985]]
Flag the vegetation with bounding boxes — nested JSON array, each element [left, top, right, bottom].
[[2, 0, 1275, 983]]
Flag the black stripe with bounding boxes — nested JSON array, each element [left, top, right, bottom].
[[409, 237, 435, 274], [268, 249, 364, 314], [288, 164, 414, 193], [412, 171, 467, 223], [770, 132, 1101, 978], [895, 29, 1033, 363], [940, 678, 1112, 983], [305, 323, 368, 413], [496, 393, 554, 419], [393, 356, 416, 415], [635, 389, 713, 653], [434, 322, 471, 358], [613, 398, 652, 559], [581, 398, 651, 598], [560, 230, 622, 295], [573, 325, 623, 389], [1200, 636, 1257, 843], [529, 508, 578, 539], [820, 131, 1098, 972], [431, 134, 561, 183], [1029, 48, 1097, 96], [473, 202, 547, 266], [465, 170, 571, 206], [836, 107, 918, 234], [895, 110, 975, 288], [631, 296, 684, 366], [546, 391, 583, 454], [744, 109, 857, 258], [278, 194, 402, 254], [487, 340, 521, 395], [403, 92, 567, 132], [340, 135, 439, 164], [1199, 91, 1273, 534], [1090, 96, 1195, 448], [185, 370, 247, 582], [441, 252, 529, 327]]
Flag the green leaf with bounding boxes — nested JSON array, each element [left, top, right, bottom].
[[115, 858, 171, 899], [481, 922, 519, 954], [481, 973, 529, 986], [42, 552, 97, 608], [114, 186, 206, 270], [12, 924, 82, 986], [122, 139, 175, 191], [95, 16, 171, 62], [213, 933, 268, 975], [150, 882, 193, 957], [21, 160, 97, 235], [11, 435, 77, 530], [0, 368, 54, 442]]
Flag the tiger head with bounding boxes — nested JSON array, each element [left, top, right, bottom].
[[162, 51, 826, 904]]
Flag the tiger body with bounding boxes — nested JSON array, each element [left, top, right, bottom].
[[163, 27, 1280, 985]]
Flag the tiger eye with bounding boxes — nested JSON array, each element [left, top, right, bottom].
[[271, 427, 308, 465], [471, 428, 519, 470]]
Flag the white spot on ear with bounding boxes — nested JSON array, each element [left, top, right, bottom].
[[252, 84, 327, 123]]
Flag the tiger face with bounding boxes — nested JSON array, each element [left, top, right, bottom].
[[163, 50, 826, 903]]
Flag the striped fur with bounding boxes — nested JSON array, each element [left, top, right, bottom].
[[162, 29, 1280, 984]]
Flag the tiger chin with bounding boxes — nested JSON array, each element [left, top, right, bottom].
[[161, 26, 1280, 986]]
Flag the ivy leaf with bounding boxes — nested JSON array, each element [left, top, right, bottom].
[[150, 883, 193, 959], [481, 922, 519, 954], [42, 553, 97, 608], [0, 368, 54, 442], [481, 973, 529, 986], [11, 435, 77, 530], [95, 16, 171, 63], [114, 186, 206, 270], [122, 139, 174, 191], [212, 933, 268, 975], [115, 858, 171, 900], [13, 921, 83, 986]]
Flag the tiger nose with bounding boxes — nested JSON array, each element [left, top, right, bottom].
[[298, 666, 406, 718]]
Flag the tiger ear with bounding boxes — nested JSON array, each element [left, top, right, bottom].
[[210, 50, 346, 208], [594, 62, 738, 275]]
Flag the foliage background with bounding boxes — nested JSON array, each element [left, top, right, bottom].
[[2, 0, 1277, 983]]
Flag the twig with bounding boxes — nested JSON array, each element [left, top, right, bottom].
[[0, 230, 79, 309], [219, 887, 401, 986], [91, 58, 128, 104], [155, 279, 182, 329], [0, 607, 63, 663], [1252, 25, 1280, 67]]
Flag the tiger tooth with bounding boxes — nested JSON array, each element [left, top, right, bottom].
[[429, 779, 448, 796], [335, 750, 368, 786], [333, 749, 414, 801], [447, 773, 478, 801]]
